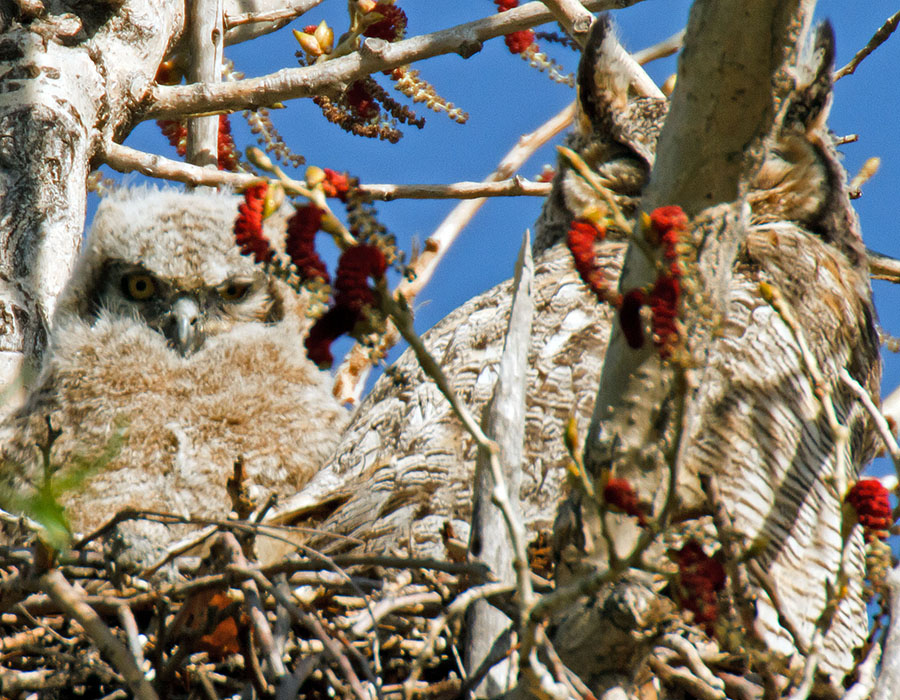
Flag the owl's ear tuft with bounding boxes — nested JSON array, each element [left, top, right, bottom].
[[577, 15, 631, 134], [784, 21, 835, 135]]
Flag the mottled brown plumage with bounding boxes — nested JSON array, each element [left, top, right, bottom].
[[552, 20, 880, 698]]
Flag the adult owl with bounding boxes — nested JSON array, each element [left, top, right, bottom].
[[262, 18, 665, 557], [0, 187, 348, 561], [266, 15, 880, 700]]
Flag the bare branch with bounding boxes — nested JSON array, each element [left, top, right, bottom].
[[868, 249, 900, 284], [186, 0, 225, 168], [834, 11, 900, 80], [224, 0, 325, 45], [539, 0, 594, 47], [631, 29, 684, 65], [466, 233, 535, 693], [839, 368, 900, 477], [101, 141, 257, 188], [361, 178, 551, 200], [101, 141, 550, 200]]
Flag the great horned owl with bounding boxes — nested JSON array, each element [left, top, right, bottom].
[[0, 187, 348, 559], [262, 20, 667, 558], [551, 20, 880, 699], [267, 15, 880, 699]]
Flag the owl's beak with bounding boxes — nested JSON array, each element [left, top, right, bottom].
[[165, 296, 203, 356]]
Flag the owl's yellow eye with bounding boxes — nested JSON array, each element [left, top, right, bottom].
[[220, 281, 250, 302], [122, 273, 156, 300]]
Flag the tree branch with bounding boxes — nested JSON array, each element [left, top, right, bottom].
[[186, 0, 225, 168], [147, 0, 650, 119], [466, 233, 535, 694], [223, 0, 326, 45]]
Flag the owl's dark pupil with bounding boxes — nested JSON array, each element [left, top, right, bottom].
[[227, 285, 237, 296], [135, 280, 147, 292]]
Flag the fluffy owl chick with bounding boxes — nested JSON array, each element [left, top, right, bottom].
[[0, 187, 348, 561]]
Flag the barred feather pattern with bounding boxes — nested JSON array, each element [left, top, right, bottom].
[[265, 240, 624, 558], [684, 217, 878, 684]]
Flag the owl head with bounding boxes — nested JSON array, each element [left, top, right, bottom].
[[535, 15, 668, 253], [55, 187, 296, 356]]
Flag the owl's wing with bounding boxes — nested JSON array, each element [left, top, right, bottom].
[[264, 240, 623, 558]]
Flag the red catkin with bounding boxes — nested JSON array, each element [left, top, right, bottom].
[[233, 184, 273, 264], [505, 30, 535, 54], [673, 540, 726, 634], [346, 81, 380, 120], [157, 119, 188, 157], [305, 244, 388, 368], [603, 477, 646, 526], [649, 274, 680, 358], [304, 306, 357, 369], [567, 218, 610, 303], [334, 244, 387, 312], [322, 168, 351, 201], [363, 3, 407, 41], [285, 205, 330, 284], [217, 115, 239, 171], [648, 205, 688, 251], [492, 0, 535, 55], [847, 479, 892, 542]]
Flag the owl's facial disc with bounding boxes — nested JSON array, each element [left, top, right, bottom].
[[101, 264, 275, 357]]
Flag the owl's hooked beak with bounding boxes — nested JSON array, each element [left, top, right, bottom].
[[164, 296, 203, 356]]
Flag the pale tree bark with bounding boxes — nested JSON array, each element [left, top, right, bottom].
[[0, 2, 185, 406]]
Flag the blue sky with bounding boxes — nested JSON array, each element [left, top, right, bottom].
[[96, 2, 900, 474]]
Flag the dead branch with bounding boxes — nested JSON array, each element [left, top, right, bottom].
[[39, 569, 158, 700]]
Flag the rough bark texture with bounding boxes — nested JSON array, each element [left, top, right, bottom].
[[0, 3, 185, 404]]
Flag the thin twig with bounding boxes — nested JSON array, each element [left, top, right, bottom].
[[223, 0, 326, 45], [658, 634, 725, 694], [867, 248, 900, 284], [404, 582, 515, 698], [360, 178, 551, 200], [101, 141, 550, 200], [631, 29, 685, 65], [332, 100, 575, 404], [839, 368, 900, 476], [233, 564, 373, 700], [834, 11, 900, 80], [224, 1, 321, 29], [647, 654, 726, 700], [217, 533, 287, 680]]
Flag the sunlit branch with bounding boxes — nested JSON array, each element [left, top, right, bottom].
[[149, 0, 650, 119]]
